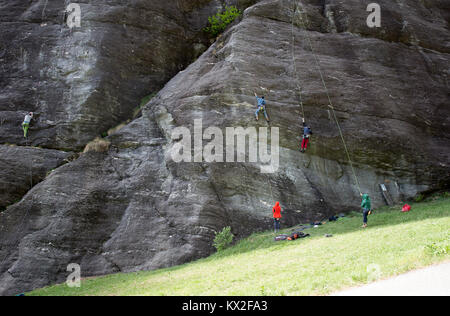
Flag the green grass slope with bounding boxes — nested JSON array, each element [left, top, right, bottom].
[[30, 196, 450, 296]]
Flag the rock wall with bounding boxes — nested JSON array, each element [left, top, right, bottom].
[[0, 0, 449, 295], [0, 145, 74, 210], [0, 0, 245, 150]]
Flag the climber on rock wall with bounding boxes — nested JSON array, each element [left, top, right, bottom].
[[254, 92, 270, 123], [22, 112, 33, 138], [300, 118, 312, 153]]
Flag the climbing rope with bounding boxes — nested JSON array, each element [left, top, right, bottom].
[[290, 2, 306, 120], [247, 48, 277, 204], [268, 177, 276, 203], [293, 1, 362, 195]]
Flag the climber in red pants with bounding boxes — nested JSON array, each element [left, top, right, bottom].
[[300, 118, 312, 153]]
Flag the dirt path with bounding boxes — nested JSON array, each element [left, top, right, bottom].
[[332, 262, 450, 296]]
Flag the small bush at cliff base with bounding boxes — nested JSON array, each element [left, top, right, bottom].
[[204, 6, 242, 37], [415, 194, 425, 202], [83, 137, 111, 153], [213, 226, 234, 252]]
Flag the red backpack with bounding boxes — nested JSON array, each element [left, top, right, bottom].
[[402, 204, 411, 212]]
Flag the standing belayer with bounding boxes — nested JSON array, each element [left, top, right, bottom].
[[272, 201, 282, 233], [22, 112, 33, 138], [361, 193, 372, 228], [254, 92, 270, 123], [300, 118, 312, 153]]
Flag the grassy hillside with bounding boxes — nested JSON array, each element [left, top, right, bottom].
[[30, 195, 450, 296]]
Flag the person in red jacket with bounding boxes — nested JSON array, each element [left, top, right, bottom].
[[272, 201, 282, 233]]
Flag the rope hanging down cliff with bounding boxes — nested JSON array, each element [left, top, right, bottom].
[[292, 1, 362, 195], [290, 1, 306, 120]]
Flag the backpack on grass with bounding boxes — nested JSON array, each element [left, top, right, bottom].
[[274, 234, 288, 241], [287, 232, 310, 241]]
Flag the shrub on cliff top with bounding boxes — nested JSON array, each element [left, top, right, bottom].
[[204, 6, 242, 37]]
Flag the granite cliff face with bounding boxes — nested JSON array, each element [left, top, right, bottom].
[[0, 0, 250, 150], [0, 0, 449, 295]]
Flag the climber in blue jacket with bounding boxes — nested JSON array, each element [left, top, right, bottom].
[[254, 92, 270, 123], [300, 118, 313, 153]]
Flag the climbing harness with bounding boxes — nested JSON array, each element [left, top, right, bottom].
[[292, 1, 362, 195]]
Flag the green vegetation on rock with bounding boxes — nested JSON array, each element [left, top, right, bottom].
[[204, 6, 242, 37]]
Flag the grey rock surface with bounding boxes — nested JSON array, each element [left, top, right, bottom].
[[0, 0, 449, 295], [0, 0, 243, 150], [0, 145, 74, 211]]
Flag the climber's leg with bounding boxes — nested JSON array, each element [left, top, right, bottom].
[[22, 123, 29, 138], [301, 138, 309, 152], [255, 108, 260, 121], [303, 138, 309, 149], [274, 218, 280, 232], [263, 108, 270, 122], [362, 209, 370, 228]]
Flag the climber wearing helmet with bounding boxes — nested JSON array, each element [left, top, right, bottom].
[[300, 118, 312, 153], [22, 112, 33, 138], [254, 92, 270, 123], [272, 201, 282, 233]]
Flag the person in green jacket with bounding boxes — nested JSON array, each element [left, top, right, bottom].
[[361, 193, 372, 228]]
